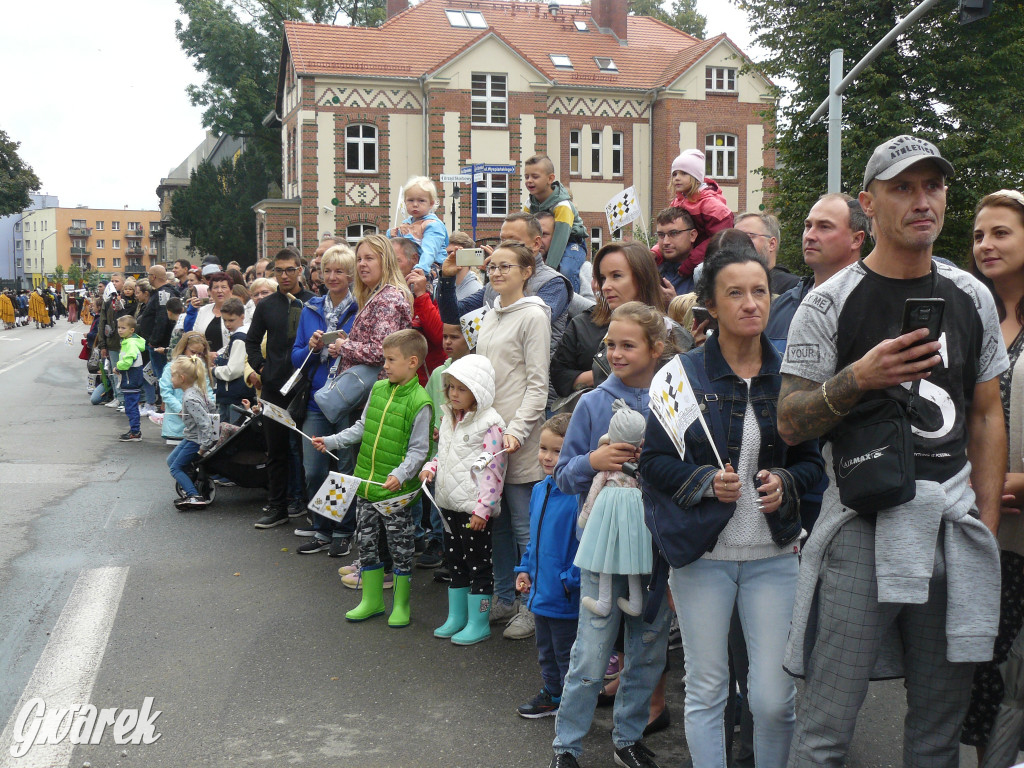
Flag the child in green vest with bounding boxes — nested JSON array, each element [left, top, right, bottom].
[[312, 328, 433, 628]]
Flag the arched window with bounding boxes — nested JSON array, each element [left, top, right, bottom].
[[346, 223, 378, 245]]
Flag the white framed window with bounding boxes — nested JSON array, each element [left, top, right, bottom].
[[112, 239, 121, 249], [476, 173, 508, 217], [13, 222, 19, 231], [15, 239, 21, 249], [345, 124, 377, 173], [612, 227, 622, 239], [127, 221, 140, 230], [72, 238, 85, 248], [591, 130, 602, 175], [471, 73, 507, 126], [611, 132, 623, 176], [705, 133, 738, 179], [96, 240, 104, 249], [113, 258, 122, 267], [445, 9, 486, 28], [595, 57, 618, 72], [573, 19, 589, 31], [550, 54, 573, 70], [346, 223, 378, 246], [96, 258, 105, 268], [95, 221, 104, 230], [590, 227, 603, 255], [283, 227, 297, 248], [705, 66, 737, 93], [569, 130, 581, 175], [111, 222, 121, 231], [149, 222, 160, 233], [72, 219, 87, 228]]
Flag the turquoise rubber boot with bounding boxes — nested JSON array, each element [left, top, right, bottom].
[[434, 587, 470, 638], [388, 573, 412, 628], [452, 594, 492, 646], [345, 564, 386, 622]]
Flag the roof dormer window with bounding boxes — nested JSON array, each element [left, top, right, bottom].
[[550, 54, 574, 70], [595, 57, 618, 72], [573, 19, 589, 31], [446, 9, 487, 28]]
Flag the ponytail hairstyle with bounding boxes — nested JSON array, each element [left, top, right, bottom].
[[609, 300, 676, 360], [171, 331, 214, 389], [170, 353, 208, 392], [970, 190, 1024, 325]]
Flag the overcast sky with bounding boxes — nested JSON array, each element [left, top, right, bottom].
[[0, 0, 759, 212]]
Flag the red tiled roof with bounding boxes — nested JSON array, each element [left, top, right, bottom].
[[282, 0, 732, 90]]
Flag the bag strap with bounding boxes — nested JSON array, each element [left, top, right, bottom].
[[679, 353, 731, 465]]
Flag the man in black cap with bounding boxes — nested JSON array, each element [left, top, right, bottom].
[[778, 135, 1007, 766]]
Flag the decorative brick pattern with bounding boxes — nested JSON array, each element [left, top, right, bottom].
[[345, 181, 380, 207], [317, 87, 422, 110], [547, 96, 649, 119]]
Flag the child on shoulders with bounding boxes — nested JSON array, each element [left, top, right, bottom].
[[387, 176, 449, 276], [523, 154, 588, 293]]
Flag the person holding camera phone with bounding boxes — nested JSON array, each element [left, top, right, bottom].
[[779, 136, 1007, 767]]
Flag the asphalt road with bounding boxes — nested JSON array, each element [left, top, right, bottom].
[[0, 322, 983, 767]]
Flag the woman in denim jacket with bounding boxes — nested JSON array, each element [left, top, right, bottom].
[[639, 234, 823, 768]]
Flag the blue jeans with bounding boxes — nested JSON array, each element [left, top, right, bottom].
[[669, 554, 798, 768], [536, 614, 578, 697], [106, 349, 123, 405], [91, 377, 113, 404], [123, 390, 141, 432], [167, 439, 201, 496], [302, 408, 355, 542], [287, 430, 305, 503], [556, 240, 588, 294], [553, 570, 671, 758], [491, 481, 534, 605], [150, 349, 167, 379]]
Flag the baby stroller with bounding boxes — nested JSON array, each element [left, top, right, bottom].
[[174, 406, 269, 503]]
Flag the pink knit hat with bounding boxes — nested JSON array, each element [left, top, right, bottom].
[[671, 149, 706, 181]]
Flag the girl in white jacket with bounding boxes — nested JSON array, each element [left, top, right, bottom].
[[420, 354, 507, 645]]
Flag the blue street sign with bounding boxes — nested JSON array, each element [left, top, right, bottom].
[[479, 164, 516, 174]]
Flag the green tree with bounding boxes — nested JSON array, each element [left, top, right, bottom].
[[736, 0, 1024, 268], [629, 0, 706, 37], [53, 265, 65, 285], [168, 149, 277, 266], [0, 129, 41, 217], [67, 264, 82, 286]]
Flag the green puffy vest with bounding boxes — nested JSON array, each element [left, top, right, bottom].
[[354, 377, 433, 502]]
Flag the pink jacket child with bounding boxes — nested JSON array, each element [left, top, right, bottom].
[[653, 149, 735, 281]]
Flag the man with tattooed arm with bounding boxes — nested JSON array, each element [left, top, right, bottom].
[[777, 136, 1007, 767]]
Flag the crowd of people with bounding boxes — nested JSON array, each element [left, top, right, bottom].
[[35, 139, 1024, 768], [0, 286, 71, 329]]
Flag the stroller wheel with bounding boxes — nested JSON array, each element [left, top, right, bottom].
[[197, 475, 217, 504], [174, 482, 188, 499]]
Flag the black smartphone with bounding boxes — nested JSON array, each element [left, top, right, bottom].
[[900, 298, 945, 343], [692, 306, 718, 331]]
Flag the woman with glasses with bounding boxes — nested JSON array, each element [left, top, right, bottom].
[[475, 240, 552, 626]]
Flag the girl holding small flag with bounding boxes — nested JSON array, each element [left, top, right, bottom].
[[638, 234, 823, 768]]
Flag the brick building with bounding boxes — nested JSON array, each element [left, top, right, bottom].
[[259, 0, 774, 257]]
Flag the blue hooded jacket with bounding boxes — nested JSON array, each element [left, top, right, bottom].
[[290, 294, 357, 413], [515, 475, 581, 620]]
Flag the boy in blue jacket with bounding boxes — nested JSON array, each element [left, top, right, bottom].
[[514, 414, 580, 719]]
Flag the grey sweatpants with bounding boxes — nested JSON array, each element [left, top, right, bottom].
[[788, 515, 976, 768]]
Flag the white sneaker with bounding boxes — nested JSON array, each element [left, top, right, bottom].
[[105, 399, 121, 408], [139, 405, 154, 416], [503, 604, 536, 640]]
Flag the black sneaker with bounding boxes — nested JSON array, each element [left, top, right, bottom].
[[414, 537, 426, 555], [433, 566, 452, 584], [118, 431, 142, 442], [287, 500, 307, 518], [416, 539, 443, 569], [328, 537, 352, 557], [613, 741, 660, 768], [517, 689, 560, 719], [549, 753, 581, 768], [297, 538, 330, 554], [254, 508, 289, 529]]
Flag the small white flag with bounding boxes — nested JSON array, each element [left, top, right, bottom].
[[308, 472, 361, 521], [258, 398, 298, 430], [605, 186, 642, 232], [459, 306, 488, 350], [372, 489, 419, 516], [65, 330, 75, 346], [649, 356, 723, 469]]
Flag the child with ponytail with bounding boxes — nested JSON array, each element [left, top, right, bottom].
[[167, 353, 219, 510]]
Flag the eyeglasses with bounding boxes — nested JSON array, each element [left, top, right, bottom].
[[273, 266, 300, 275], [485, 263, 522, 276], [745, 232, 771, 240], [655, 228, 693, 239]]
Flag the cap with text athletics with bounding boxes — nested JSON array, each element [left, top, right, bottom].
[[862, 135, 955, 191]]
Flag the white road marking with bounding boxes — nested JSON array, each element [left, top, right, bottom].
[[0, 338, 61, 376], [0, 566, 129, 767]]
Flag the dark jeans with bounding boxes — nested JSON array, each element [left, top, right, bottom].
[[302, 408, 355, 542], [123, 390, 141, 432], [261, 392, 292, 510], [536, 614, 578, 697]]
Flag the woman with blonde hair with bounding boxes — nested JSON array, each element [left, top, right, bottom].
[[159, 331, 215, 443]]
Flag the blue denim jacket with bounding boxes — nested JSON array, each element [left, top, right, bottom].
[[639, 333, 823, 508]]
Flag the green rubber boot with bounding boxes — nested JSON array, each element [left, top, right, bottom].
[[388, 573, 412, 628], [452, 594, 492, 646], [434, 587, 470, 638], [345, 564, 386, 622]]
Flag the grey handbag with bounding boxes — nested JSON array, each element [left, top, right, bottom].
[[313, 362, 382, 423]]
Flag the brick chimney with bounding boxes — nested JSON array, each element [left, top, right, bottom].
[[591, 0, 627, 43], [386, 0, 408, 20]]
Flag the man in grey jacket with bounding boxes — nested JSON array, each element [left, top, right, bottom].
[[777, 136, 1006, 766]]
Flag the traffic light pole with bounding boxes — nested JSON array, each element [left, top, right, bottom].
[[808, 0, 947, 192]]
